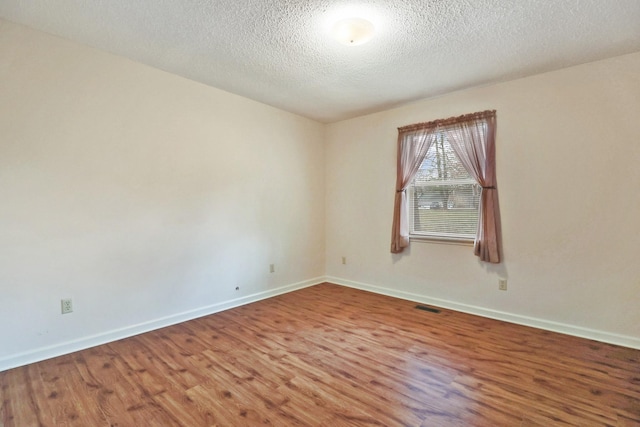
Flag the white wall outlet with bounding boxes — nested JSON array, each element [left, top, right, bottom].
[[61, 298, 73, 314], [498, 279, 507, 291], [341, 256, 346, 265], [269, 264, 275, 273]]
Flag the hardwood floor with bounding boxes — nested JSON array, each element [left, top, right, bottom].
[[1, 283, 639, 426]]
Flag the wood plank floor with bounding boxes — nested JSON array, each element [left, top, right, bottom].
[[1, 283, 639, 426]]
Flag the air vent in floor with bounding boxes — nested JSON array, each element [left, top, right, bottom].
[[415, 305, 440, 313]]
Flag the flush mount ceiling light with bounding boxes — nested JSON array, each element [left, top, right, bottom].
[[331, 17, 375, 46]]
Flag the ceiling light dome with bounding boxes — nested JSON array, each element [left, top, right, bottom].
[[331, 17, 375, 46]]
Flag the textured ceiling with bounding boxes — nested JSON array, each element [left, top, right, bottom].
[[1, 0, 639, 122]]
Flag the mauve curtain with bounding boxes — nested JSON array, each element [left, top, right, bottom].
[[447, 111, 502, 263], [390, 127, 439, 253]]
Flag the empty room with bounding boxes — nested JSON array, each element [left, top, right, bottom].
[[1, 1, 639, 425]]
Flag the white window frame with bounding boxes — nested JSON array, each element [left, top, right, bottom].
[[408, 138, 480, 244]]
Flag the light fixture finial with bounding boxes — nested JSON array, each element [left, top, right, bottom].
[[331, 17, 375, 46]]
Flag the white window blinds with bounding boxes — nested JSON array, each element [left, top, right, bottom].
[[409, 133, 481, 240]]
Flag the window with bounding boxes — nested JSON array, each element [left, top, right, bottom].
[[391, 110, 501, 263], [408, 132, 481, 241]]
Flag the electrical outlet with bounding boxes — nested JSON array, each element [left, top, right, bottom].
[[61, 298, 73, 314], [269, 264, 275, 273], [498, 279, 507, 291], [341, 256, 346, 265]]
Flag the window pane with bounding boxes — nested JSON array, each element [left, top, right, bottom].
[[412, 183, 480, 237], [410, 134, 481, 239]]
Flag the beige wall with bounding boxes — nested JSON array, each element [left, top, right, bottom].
[[325, 52, 640, 346], [1, 18, 639, 370], [0, 20, 326, 369]]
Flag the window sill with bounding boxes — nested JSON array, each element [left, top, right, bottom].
[[409, 235, 474, 246]]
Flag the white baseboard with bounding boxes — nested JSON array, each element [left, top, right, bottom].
[[326, 276, 640, 350], [4, 275, 637, 372], [0, 277, 324, 372]]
